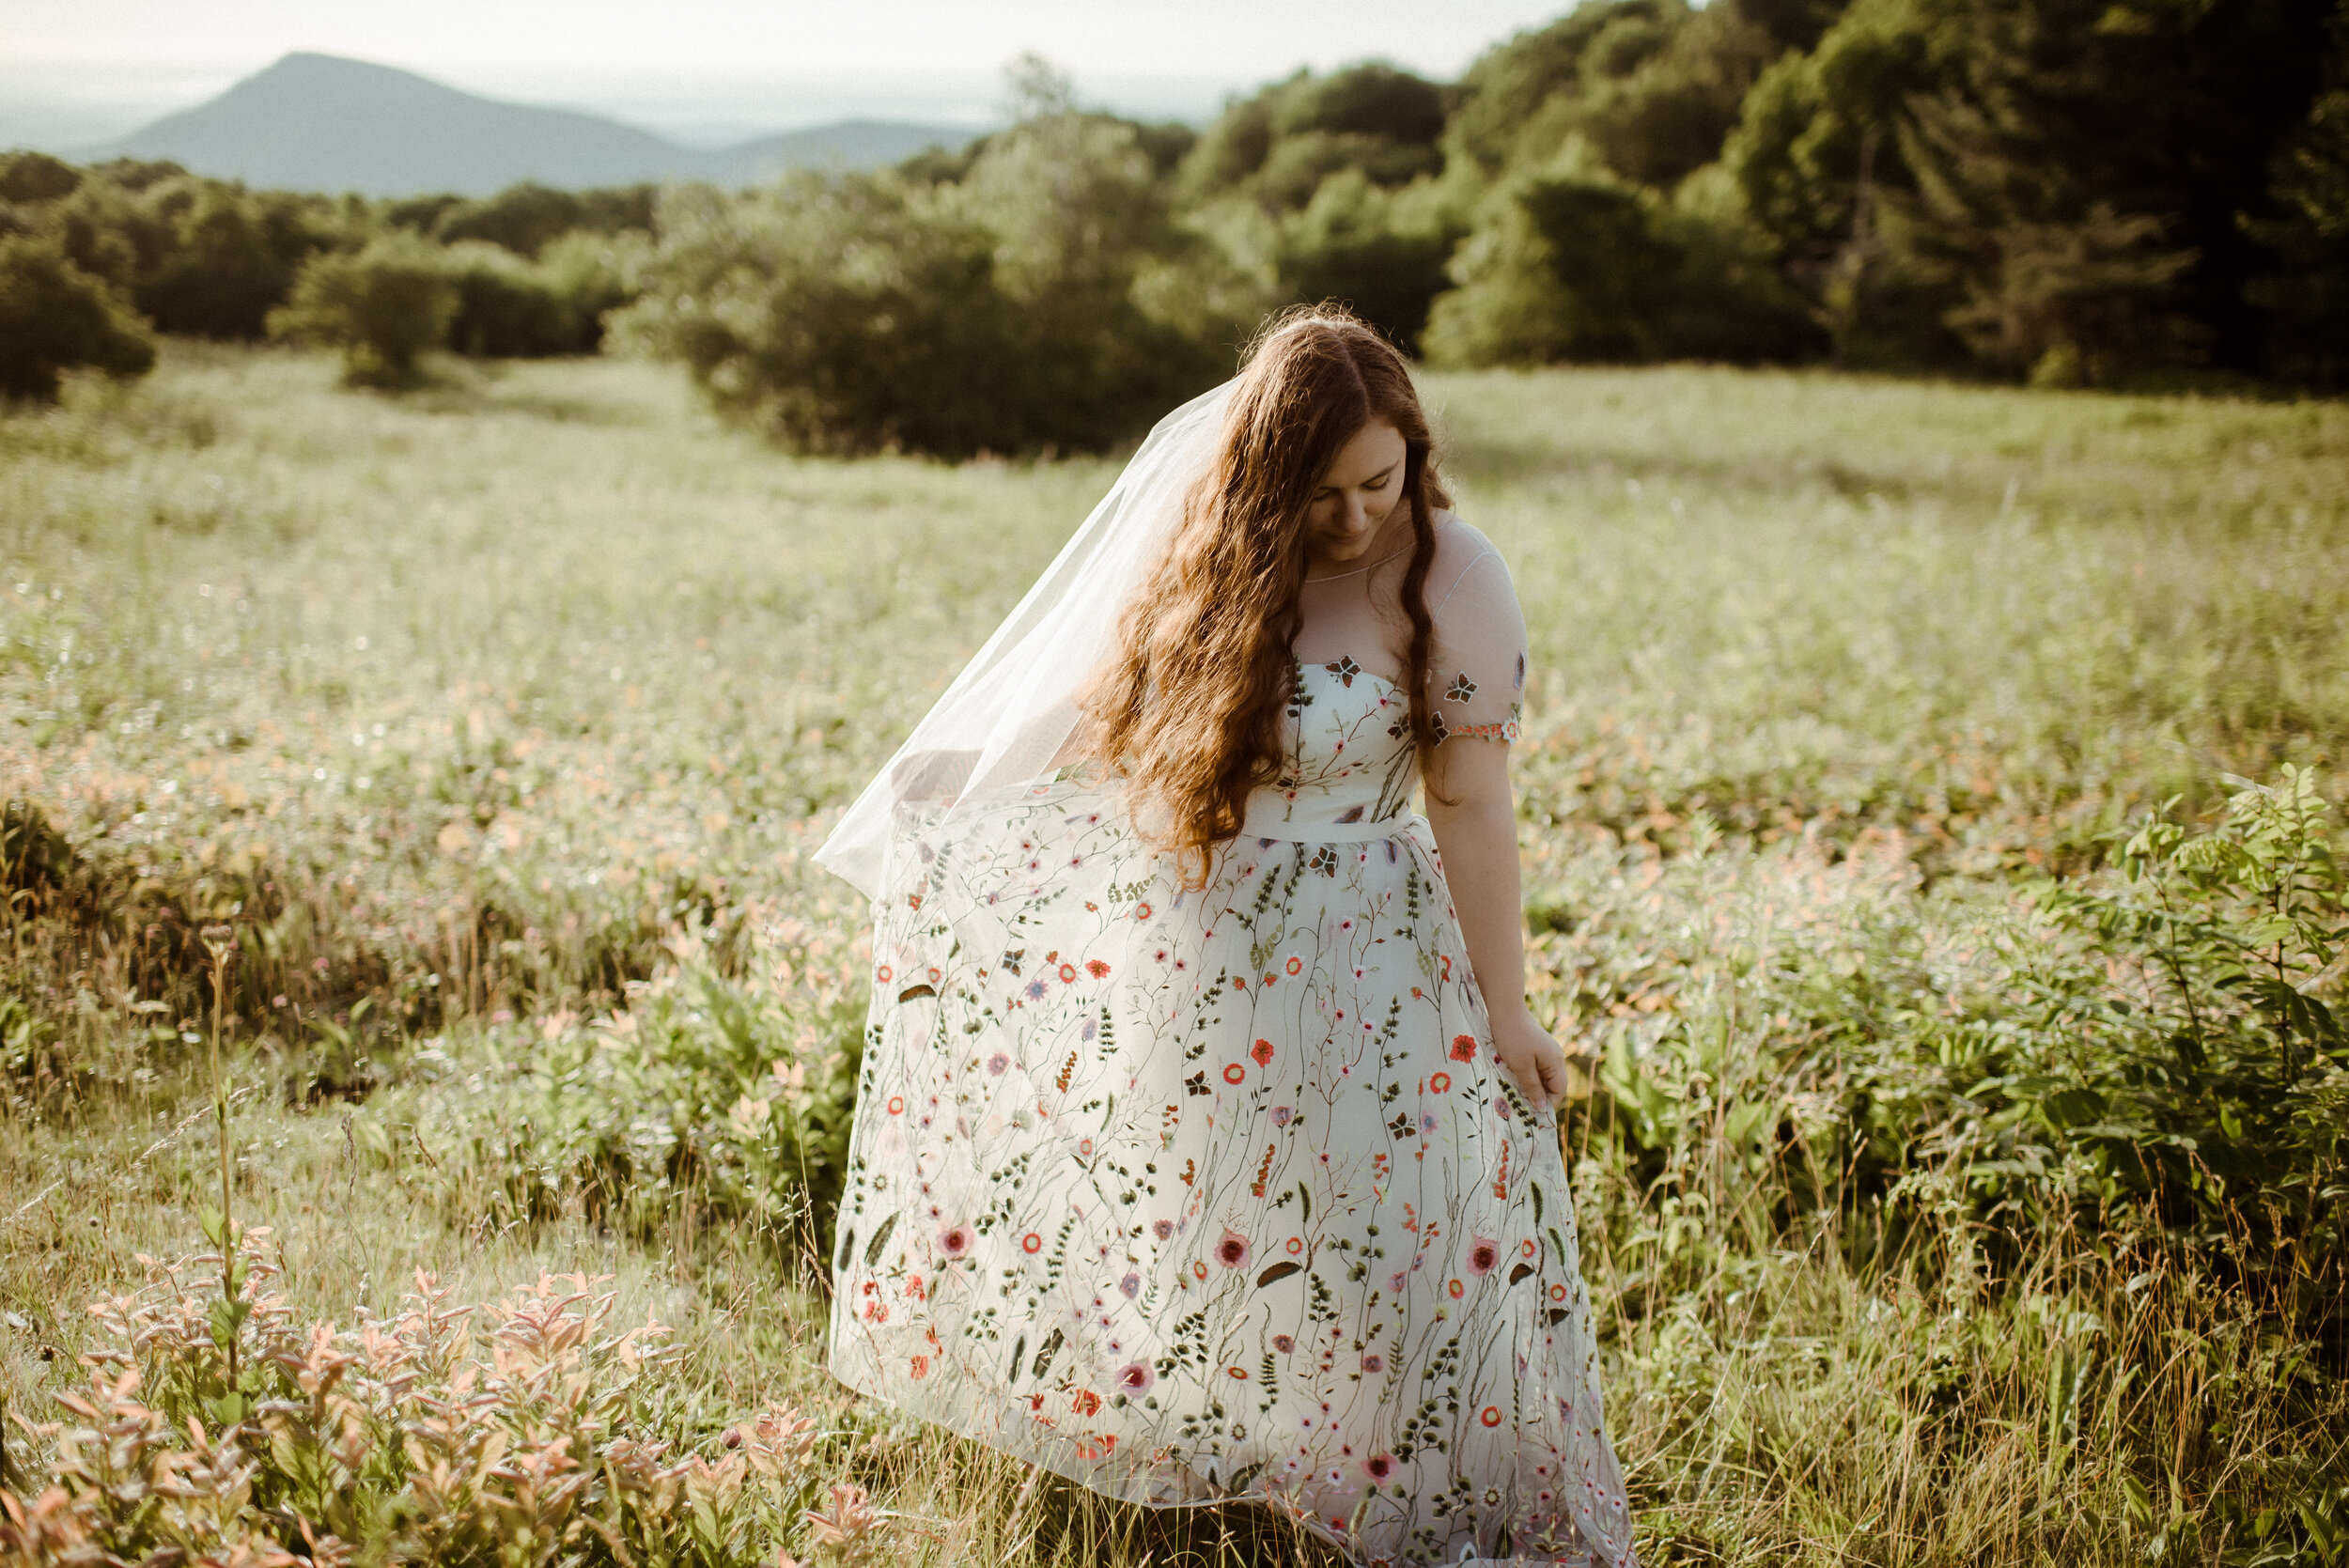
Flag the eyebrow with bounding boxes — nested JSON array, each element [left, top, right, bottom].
[[1315, 462, 1399, 492]]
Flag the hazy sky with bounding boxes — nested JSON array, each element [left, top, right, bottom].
[[0, 0, 1584, 147]]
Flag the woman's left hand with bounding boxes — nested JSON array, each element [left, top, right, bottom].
[[1489, 1004, 1571, 1112]]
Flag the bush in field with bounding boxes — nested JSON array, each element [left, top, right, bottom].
[[442, 239, 585, 358], [535, 228, 652, 351], [0, 235, 156, 401], [395, 924, 866, 1261], [0, 1229, 856, 1567], [0, 149, 82, 205], [269, 234, 459, 385], [132, 178, 334, 339], [622, 117, 1228, 457], [617, 174, 1015, 454], [1424, 159, 1815, 365]]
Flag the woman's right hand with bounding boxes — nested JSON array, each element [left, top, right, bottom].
[[1489, 1004, 1572, 1111]]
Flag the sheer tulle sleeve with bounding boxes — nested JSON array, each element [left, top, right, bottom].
[[1425, 530, 1528, 744]]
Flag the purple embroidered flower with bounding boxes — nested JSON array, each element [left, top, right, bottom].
[[1270, 1106, 1294, 1127], [1153, 1219, 1174, 1240], [1361, 1352, 1384, 1373], [987, 1052, 1011, 1075], [1273, 1334, 1296, 1353]]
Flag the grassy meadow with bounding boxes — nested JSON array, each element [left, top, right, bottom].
[[4, 343, 2347, 1566]]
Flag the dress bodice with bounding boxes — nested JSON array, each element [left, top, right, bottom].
[[1239, 657, 1421, 841]]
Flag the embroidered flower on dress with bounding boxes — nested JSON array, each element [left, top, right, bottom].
[[1214, 1231, 1251, 1269]]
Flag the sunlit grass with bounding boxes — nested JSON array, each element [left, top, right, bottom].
[[5, 345, 2345, 1565]]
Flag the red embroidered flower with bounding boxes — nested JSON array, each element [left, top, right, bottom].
[[1251, 1037, 1275, 1066], [1072, 1389, 1101, 1416], [1223, 1063, 1246, 1084], [887, 1095, 906, 1115], [1429, 1072, 1451, 1094], [1117, 1362, 1154, 1392], [1361, 1452, 1396, 1483], [1450, 1034, 1477, 1062], [1285, 956, 1302, 975], [1021, 1232, 1043, 1253], [1086, 958, 1111, 978], [1058, 963, 1078, 983], [1481, 1405, 1503, 1427], [909, 1355, 929, 1379], [1447, 1279, 1464, 1298]]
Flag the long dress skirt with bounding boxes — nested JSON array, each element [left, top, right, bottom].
[[826, 660, 1638, 1568]]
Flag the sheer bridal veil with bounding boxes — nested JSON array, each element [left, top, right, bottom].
[[814, 380, 1235, 900]]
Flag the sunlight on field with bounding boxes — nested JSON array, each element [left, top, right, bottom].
[[5, 345, 2346, 1566]]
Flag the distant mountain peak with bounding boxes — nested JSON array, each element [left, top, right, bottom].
[[103, 53, 966, 196]]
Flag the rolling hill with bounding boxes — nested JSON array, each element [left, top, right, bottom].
[[100, 53, 969, 195]]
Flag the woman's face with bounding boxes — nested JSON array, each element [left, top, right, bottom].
[[1302, 419, 1408, 567]]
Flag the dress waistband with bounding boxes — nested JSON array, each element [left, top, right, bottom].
[[1237, 804, 1413, 843]]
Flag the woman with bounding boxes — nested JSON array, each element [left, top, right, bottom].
[[816, 309, 1636, 1568]]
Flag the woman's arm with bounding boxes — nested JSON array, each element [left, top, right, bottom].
[[1423, 740, 1572, 1110]]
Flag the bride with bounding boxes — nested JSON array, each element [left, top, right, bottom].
[[815, 307, 1637, 1568]]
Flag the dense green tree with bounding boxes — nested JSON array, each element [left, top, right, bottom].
[[1446, 0, 1779, 192], [269, 233, 459, 385], [1729, 0, 2338, 378], [0, 235, 155, 400], [0, 151, 81, 205], [1178, 65, 1449, 210]]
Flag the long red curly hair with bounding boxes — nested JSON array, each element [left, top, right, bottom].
[[1078, 305, 1451, 880]]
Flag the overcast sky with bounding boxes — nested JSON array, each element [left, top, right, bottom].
[[0, 0, 1585, 148]]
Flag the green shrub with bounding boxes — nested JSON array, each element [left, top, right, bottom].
[[390, 923, 865, 1265], [443, 239, 586, 358], [1424, 160, 1815, 365], [269, 234, 459, 386], [621, 124, 1225, 458], [0, 234, 155, 401], [0, 1227, 859, 1567]]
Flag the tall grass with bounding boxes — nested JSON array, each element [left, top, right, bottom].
[[5, 345, 2346, 1565]]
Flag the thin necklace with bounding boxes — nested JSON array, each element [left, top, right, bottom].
[[1303, 545, 1410, 583]]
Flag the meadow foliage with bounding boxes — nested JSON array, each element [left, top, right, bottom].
[[3, 348, 2346, 1564]]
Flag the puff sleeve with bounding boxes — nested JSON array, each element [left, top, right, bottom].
[[1425, 539, 1528, 744]]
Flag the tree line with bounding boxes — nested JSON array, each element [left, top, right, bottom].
[[6, 0, 2345, 442]]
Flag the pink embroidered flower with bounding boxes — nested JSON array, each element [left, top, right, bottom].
[[1121, 1272, 1142, 1297], [1153, 1219, 1174, 1240], [1361, 1353, 1384, 1374], [1271, 1105, 1294, 1126], [1469, 1238, 1500, 1275], [1116, 1361, 1155, 1393], [1214, 1230, 1251, 1269], [1361, 1452, 1395, 1483], [909, 1355, 929, 1379], [939, 1224, 972, 1258], [1273, 1334, 1296, 1353]]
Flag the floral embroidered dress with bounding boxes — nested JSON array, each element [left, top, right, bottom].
[[829, 521, 1638, 1568]]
